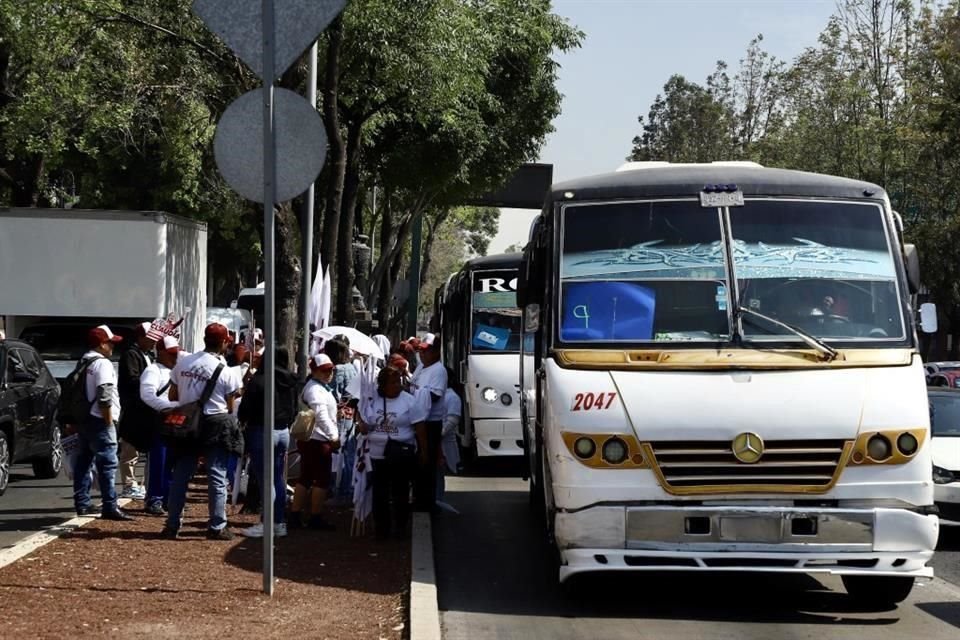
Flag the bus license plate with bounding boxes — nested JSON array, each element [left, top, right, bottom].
[[700, 191, 744, 208], [719, 517, 782, 543]]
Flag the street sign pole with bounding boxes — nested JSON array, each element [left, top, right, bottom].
[[261, 0, 276, 597], [299, 41, 318, 376]]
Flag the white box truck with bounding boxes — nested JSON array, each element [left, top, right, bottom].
[[0, 209, 207, 379]]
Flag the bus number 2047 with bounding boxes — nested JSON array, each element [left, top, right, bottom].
[[572, 392, 617, 411]]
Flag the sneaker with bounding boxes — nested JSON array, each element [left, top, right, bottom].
[[275, 523, 287, 537], [145, 502, 166, 516], [120, 486, 146, 500], [242, 523, 265, 538], [206, 528, 236, 541], [160, 527, 180, 540]]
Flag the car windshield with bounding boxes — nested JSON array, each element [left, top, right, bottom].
[[731, 200, 905, 343], [559, 198, 904, 345], [930, 394, 960, 437], [19, 325, 133, 361], [560, 200, 729, 343]]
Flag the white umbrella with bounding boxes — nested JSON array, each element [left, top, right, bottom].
[[308, 253, 326, 331], [312, 326, 385, 360]]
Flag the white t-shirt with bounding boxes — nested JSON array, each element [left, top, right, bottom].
[[139, 362, 178, 413], [83, 352, 120, 421], [361, 390, 428, 459], [171, 351, 241, 416], [302, 379, 339, 442], [411, 360, 447, 421]]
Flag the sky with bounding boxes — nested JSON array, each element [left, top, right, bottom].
[[487, 0, 839, 254]]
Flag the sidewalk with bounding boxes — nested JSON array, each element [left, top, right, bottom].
[[0, 481, 409, 639]]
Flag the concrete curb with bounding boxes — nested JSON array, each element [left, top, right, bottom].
[[410, 512, 442, 640], [0, 498, 131, 571]]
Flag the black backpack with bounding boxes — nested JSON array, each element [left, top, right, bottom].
[[58, 356, 103, 425]]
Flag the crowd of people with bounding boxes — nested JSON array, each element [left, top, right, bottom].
[[64, 319, 463, 542]]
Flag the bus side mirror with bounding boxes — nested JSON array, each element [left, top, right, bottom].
[[904, 244, 921, 294], [920, 303, 938, 334]]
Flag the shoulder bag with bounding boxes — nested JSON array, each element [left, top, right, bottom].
[[160, 363, 224, 440], [289, 382, 317, 442]]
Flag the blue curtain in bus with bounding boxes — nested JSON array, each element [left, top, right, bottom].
[[561, 281, 656, 341], [473, 323, 512, 350]]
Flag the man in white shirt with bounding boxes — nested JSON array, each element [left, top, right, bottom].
[[410, 333, 447, 511], [162, 323, 244, 541], [139, 336, 181, 515], [72, 325, 135, 521]]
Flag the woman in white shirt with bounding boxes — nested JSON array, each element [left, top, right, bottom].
[[357, 365, 428, 540], [290, 353, 340, 530]]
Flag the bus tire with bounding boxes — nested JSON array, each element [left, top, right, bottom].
[[841, 575, 915, 607]]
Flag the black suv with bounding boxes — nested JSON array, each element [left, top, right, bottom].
[[0, 338, 63, 495]]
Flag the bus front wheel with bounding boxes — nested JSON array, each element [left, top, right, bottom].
[[841, 575, 915, 607]]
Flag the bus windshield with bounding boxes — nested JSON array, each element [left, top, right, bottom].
[[471, 270, 522, 352], [559, 198, 904, 345]]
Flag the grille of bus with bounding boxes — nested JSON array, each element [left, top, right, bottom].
[[646, 439, 853, 494]]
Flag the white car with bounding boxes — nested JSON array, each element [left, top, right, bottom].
[[929, 387, 960, 526]]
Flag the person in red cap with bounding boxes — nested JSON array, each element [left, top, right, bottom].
[[72, 325, 135, 521], [290, 353, 340, 530], [410, 333, 447, 512], [162, 322, 244, 540], [139, 335, 182, 515]]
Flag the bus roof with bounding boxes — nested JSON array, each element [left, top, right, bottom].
[[550, 164, 886, 203], [465, 252, 524, 270]]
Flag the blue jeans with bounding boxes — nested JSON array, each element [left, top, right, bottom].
[[247, 426, 290, 524], [336, 433, 356, 500], [73, 417, 119, 514], [146, 435, 171, 509], [165, 445, 230, 531]]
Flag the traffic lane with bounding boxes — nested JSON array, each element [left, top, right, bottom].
[[435, 475, 960, 640], [0, 464, 76, 550], [933, 527, 960, 587]]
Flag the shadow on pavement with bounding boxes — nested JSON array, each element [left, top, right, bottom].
[[434, 487, 909, 626], [937, 527, 960, 551], [915, 602, 960, 630]]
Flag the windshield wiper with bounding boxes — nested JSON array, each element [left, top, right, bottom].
[[735, 306, 839, 362]]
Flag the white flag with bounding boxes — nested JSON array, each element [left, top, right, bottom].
[[320, 266, 332, 329]]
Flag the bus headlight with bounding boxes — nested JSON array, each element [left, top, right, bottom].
[[602, 437, 629, 465], [500, 393, 513, 406], [896, 432, 919, 456], [481, 387, 498, 403], [573, 437, 596, 459], [933, 465, 955, 485], [867, 434, 892, 461]]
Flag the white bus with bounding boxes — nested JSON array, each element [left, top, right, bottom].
[[435, 253, 524, 458], [518, 162, 938, 606]]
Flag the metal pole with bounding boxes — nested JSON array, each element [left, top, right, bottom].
[[299, 41, 319, 375], [407, 214, 423, 337], [261, 0, 276, 597]]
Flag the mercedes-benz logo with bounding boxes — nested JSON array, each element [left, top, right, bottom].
[[732, 432, 765, 464]]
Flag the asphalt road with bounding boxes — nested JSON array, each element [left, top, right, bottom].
[[0, 464, 77, 551], [434, 464, 960, 640]]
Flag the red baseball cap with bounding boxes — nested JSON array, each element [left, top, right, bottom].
[[205, 322, 230, 343], [88, 325, 124, 348], [310, 353, 335, 371], [159, 335, 181, 354]]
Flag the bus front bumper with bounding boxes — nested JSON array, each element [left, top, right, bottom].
[[474, 419, 523, 457], [555, 505, 938, 583]]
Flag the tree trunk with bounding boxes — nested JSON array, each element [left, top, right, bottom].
[[320, 17, 345, 311], [335, 121, 363, 324], [275, 202, 302, 363], [419, 208, 451, 286]]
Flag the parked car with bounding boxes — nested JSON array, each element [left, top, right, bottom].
[[928, 387, 960, 526], [0, 338, 64, 495], [925, 361, 960, 386]]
